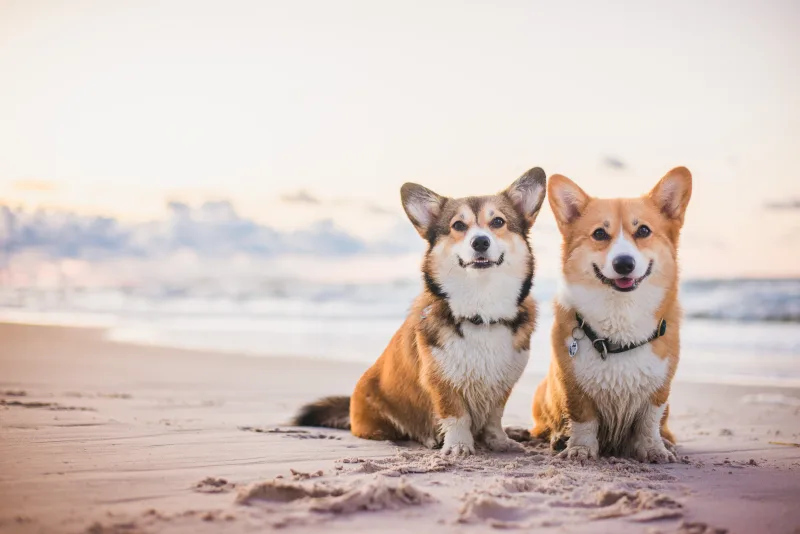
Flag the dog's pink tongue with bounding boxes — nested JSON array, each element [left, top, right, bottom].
[[615, 277, 635, 289]]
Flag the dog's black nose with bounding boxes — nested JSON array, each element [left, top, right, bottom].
[[471, 235, 490, 253], [612, 255, 636, 275]]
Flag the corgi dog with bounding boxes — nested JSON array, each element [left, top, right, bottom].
[[293, 168, 547, 456], [531, 167, 692, 463]]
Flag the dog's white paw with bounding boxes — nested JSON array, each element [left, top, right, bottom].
[[441, 441, 475, 458], [485, 434, 525, 453], [421, 436, 439, 449], [558, 444, 599, 462], [634, 439, 677, 464], [439, 418, 475, 458]]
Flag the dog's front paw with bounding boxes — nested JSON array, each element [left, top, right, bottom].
[[662, 436, 677, 455], [420, 435, 440, 449], [441, 440, 475, 457], [557, 444, 598, 462], [439, 418, 475, 458], [485, 434, 525, 453], [634, 439, 677, 464]]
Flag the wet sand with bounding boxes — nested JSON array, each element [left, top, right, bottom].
[[1, 323, 799, 533]]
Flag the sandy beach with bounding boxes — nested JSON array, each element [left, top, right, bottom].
[[1, 322, 799, 534]]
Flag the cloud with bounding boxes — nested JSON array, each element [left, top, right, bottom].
[[280, 190, 320, 204], [765, 199, 800, 210], [11, 179, 58, 192], [364, 202, 397, 216], [0, 205, 130, 260], [329, 197, 398, 216], [601, 156, 626, 170], [0, 200, 419, 262]]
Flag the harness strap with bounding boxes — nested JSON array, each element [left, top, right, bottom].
[[576, 313, 667, 360]]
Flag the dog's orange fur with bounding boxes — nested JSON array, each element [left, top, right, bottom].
[[531, 303, 679, 445], [531, 168, 691, 461], [351, 294, 537, 445], [351, 191, 540, 448], [294, 168, 546, 455]]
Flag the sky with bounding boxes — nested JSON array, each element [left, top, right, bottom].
[[0, 0, 799, 279]]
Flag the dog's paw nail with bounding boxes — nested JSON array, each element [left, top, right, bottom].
[[441, 442, 474, 458], [560, 445, 597, 462], [635, 442, 675, 464], [487, 438, 525, 453]]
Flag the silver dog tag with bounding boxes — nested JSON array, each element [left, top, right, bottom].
[[568, 339, 579, 357]]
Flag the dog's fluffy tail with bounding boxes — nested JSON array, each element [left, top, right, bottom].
[[292, 396, 351, 430]]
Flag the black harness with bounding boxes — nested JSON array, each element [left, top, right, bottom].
[[462, 315, 502, 326], [420, 306, 528, 335], [455, 313, 526, 333], [575, 313, 667, 360]]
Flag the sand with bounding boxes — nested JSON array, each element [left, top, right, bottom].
[[1, 323, 799, 534]]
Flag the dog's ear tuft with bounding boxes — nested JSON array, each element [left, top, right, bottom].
[[548, 174, 590, 228], [649, 167, 692, 224], [504, 167, 546, 226], [401, 183, 445, 237]]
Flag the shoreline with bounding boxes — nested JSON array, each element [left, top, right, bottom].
[[2, 311, 800, 390], [1, 322, 799, 533]]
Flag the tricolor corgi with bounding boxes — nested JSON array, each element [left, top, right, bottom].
[[531, 167, 692, 463], [293, 168, 547, 456]]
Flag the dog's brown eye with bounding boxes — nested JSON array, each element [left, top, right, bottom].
[[452, 221, 468, 232], [592, 228, 610, 241], [489, 217, 505, 229], [635, 225, 651, 239]]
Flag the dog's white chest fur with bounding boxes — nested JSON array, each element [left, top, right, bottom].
[[432, 324, 528, 429], [570, 341, 668, 400], [569, 338, 668, 452], [558, 281, 670, 451], [559, 281, 669, 398]]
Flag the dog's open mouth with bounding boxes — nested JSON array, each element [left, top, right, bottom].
[[458, 253, 505, 270], [592, 260, 653, 292]]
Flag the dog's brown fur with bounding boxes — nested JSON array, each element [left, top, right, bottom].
[[294, 168, 547, 456], [531, 167, 691, 462]]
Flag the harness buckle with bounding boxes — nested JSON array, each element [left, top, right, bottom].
[[593, 338, 609, 360]]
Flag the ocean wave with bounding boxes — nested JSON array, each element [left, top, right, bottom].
[[0, 277, 798, 324], [681, 278, 800, 323]]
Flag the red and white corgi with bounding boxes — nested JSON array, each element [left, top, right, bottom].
[[293, 168, 547, 456], [531, 167, 692, 463]]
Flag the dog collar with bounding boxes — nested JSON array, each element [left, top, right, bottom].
[[421, 307, 509, 326], [572, 313, 667, 360], [420, 306, 526, 332], [462, 315, 501, 326]]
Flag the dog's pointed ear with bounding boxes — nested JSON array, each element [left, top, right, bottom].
[[401, 183, 446, 237], [504, 167, 546, 226], [548, 174, 590, 228], [649, 167, 692, 225]]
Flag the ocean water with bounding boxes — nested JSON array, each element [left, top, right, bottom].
[[0, 278, 798, 388]]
